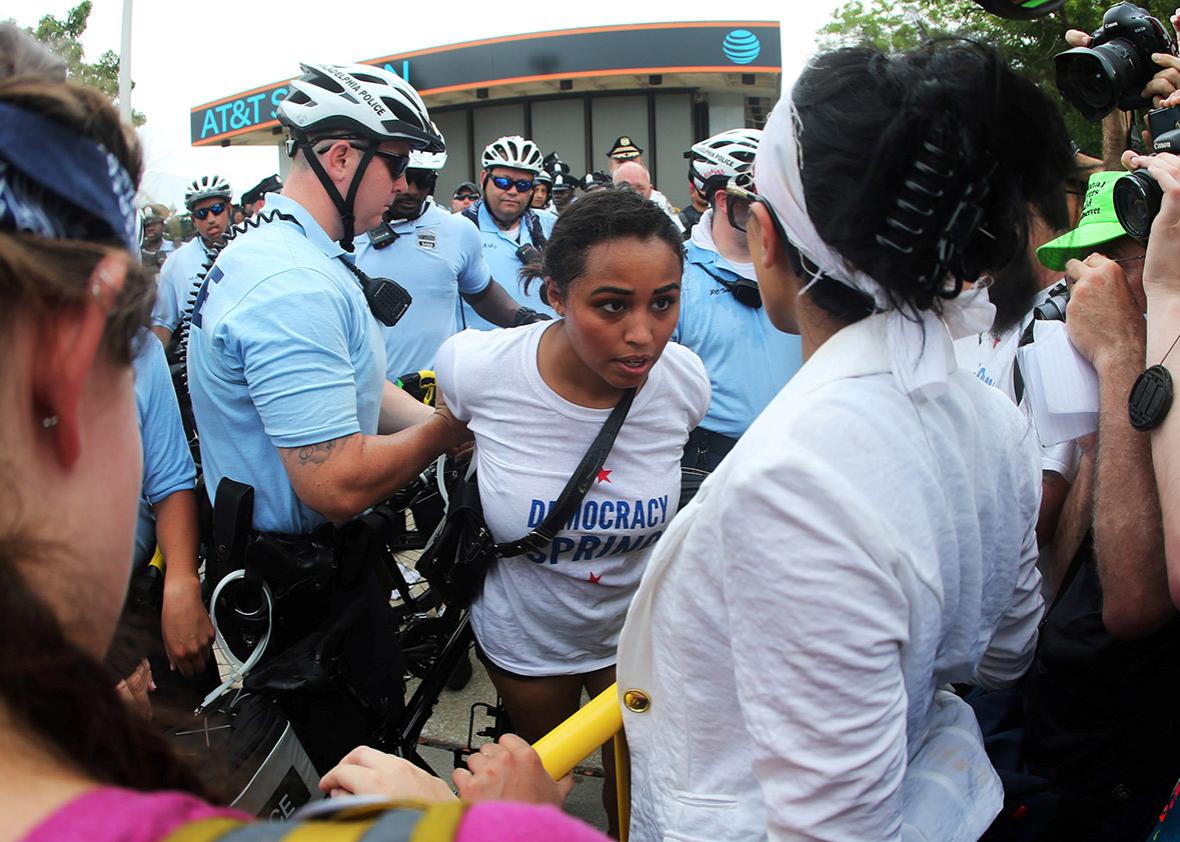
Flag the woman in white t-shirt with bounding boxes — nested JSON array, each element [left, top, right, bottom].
[[434, 188, 709, 834]]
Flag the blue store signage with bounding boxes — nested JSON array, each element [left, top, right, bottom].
[[192, 22, 780, 146]]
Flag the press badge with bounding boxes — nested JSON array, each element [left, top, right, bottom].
[[417, 231, 437, 250]]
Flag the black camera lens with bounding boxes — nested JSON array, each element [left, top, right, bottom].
[[1055, 3, 1175, 122], [1113, 170, 1162, 239], [1056, 39, 1137, 122], [1033, 282, 1070, 322], [1057, 47, 1118, 117]]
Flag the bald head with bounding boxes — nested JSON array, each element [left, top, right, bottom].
[[613, 162, 652, 200]]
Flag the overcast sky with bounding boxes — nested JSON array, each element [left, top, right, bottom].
[[13, 1, 848, 207]]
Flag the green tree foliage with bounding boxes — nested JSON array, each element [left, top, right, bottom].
[[13, 1, 145, 125], [818, 0, 1126, 153]]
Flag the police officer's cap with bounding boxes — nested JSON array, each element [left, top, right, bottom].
[[607, 136, 643, 160]]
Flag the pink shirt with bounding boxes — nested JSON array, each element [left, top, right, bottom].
[[21, 787, 246, 842], [23, 787, 610, 842]]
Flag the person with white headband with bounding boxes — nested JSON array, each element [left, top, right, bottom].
[[610, 41, 1074, 841], [284, 41, 1077, 842]]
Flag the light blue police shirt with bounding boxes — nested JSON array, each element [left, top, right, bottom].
[[458, 201, 557, 330], [186, 193, 386, 535], [133, 332, 197, 566], [151, 235, 213, 335], [356, 198, 491, 380], [673, 239, 803, 438]]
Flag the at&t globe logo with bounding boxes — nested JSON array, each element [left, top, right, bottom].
[[722, 29, 761, 65]]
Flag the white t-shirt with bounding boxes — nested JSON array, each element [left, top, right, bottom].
[[434, 321, 709, 675], [954, 285, 1080, 481]]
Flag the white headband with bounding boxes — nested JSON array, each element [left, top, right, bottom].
[[754, 94, 996, 402]]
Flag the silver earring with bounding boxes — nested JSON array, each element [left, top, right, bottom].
[[41, 415, 59, 428]]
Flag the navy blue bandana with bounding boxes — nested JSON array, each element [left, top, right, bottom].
[[0, 102, 138, 252]]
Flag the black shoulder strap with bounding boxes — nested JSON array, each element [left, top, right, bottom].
[[461, 201, 546, 251], [493, 387, 636, 558], [523, 209, 547, 250]]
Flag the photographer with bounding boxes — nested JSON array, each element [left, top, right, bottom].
[[975, 169, 1180, 840], [1064, 6, 1180, 168], [1121, 97, 1180, 609]]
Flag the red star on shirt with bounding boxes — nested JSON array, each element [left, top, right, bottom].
[[588, 572, 602, 584], [596, 468, 612, 484], [992, 335, 1003, 349]]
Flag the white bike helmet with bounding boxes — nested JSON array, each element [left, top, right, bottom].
[[278, 62, 443, 153], [276, 62, 442, 251], [184, 174, 232, 210], [687, 128, 762, 195], [481, 136, 544, 174]]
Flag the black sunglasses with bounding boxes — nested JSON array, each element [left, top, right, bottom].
[[361, 145, 411, 181], [316, 140, 411, 181], [725, 183, 792, 243], [453, 192, 479, 201], [192, 201, 228, 221], [489, 175, 535, 193]]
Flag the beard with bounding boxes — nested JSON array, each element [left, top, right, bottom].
[[984, 253, 1041, 335]]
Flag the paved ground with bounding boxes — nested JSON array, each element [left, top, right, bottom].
[[409, 653, 610, 833]]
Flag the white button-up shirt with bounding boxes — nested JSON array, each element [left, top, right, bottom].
[[618, 312, 1045, 842]]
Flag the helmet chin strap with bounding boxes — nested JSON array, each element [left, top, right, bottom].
[[295, 134, 379, 252]]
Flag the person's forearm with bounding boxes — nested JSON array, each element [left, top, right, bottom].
[[1036, 471, 1070, 548], [151, 325, 173, 347], [465, 280, 525, 328], [379, 380, 434, 434], [1147, 294, 1180, 605], [1093, 349, 1172, 637], [1048, 453, 1094, 600], [153, 489, 200, 583], [283, 416, 459, 523], [1103, 110, 1133, 171]]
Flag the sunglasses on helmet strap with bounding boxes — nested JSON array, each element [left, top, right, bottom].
[[192, 202, 228, 220], [489, 175, 535, 193]]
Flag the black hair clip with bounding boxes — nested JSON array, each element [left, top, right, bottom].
[[875, 132, 958, 261], [877, 120, 995, 296]]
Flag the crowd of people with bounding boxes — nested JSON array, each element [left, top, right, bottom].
[[9, 2, 1180, 839]]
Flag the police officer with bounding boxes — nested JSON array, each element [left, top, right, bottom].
[[531, 168, 553, 211], [139, 205, 171, 280], [151, 175, 232, 347], [241, 173, 282, 217], [457, 135, 557, 330], [186, 62, 468, 771], [605, 134, 674, 217], [676, 128, 803, 470], [450, 181, 480, 214], [551, 171, 576, 214], [357, 141, 535, 381]]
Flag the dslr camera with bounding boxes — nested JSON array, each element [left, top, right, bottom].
[[1056, 2, 1175, 122], [1113, 103, 1180, 238]]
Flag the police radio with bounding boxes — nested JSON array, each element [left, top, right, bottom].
[[338, 257, 413, 327], [369, 223, 400, 250]]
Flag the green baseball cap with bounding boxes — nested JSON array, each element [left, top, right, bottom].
[[1036, 171, 1130, 271]]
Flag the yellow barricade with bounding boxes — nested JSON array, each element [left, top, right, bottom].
[[532, 682, 629, 841]]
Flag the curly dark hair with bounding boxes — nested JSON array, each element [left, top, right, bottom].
[[522, 188, 684, 304]]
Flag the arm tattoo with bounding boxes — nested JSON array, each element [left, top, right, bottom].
[[289, 436, 349, 466]]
